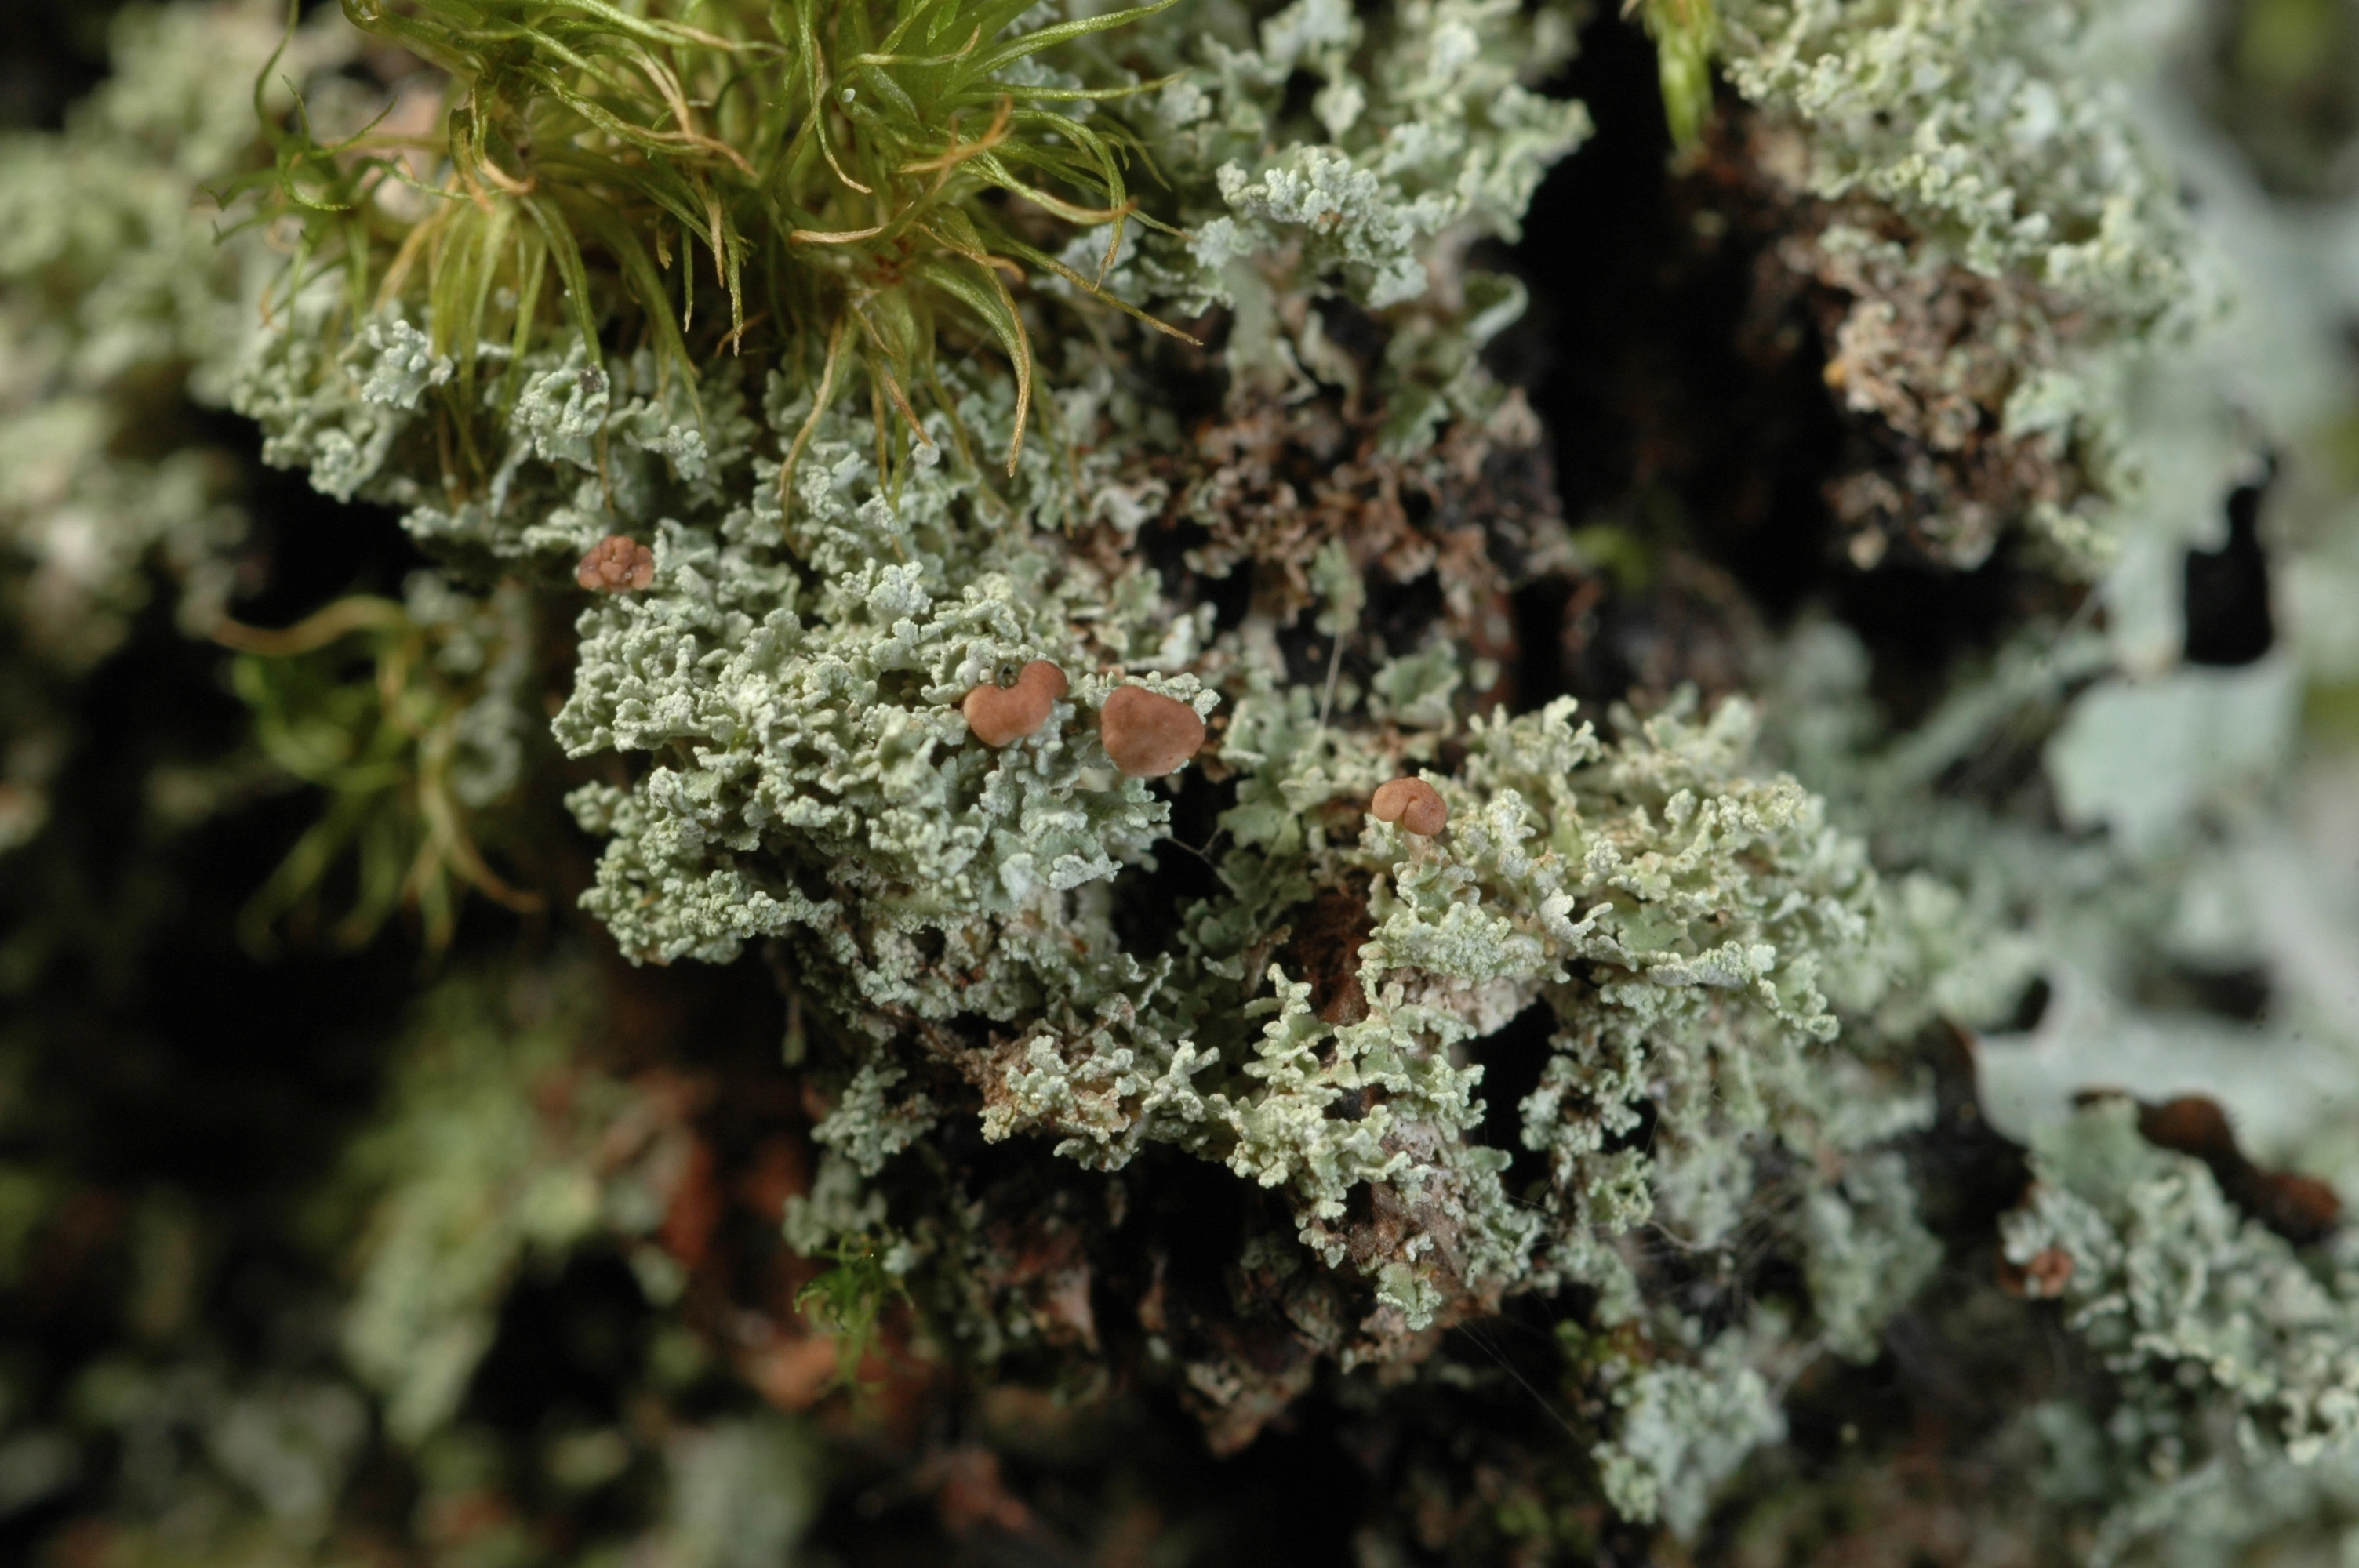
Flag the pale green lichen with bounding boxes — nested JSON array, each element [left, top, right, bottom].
[[1717, 0, 2226, 572], [1721, 0, 2196, 320], [0, 4, 355, 660], [11, 0, 2356, 1555], [335, 969, 701, 1444], [1169, 0, 1588, 299], [1114, 0, 1589, 438], [549, 400, 1209, 985], [121, 0, 2035, 1533], [908, 683, 1951, 1363], [1592, 1312, 1791, 1535], [0, 4, 346, 862], [2002, 1102, 2359, 1561], [652, 1417, 823, 1568]]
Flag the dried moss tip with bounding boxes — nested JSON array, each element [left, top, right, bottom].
[[1996, 1243, 2074, 1299], [1368, 775, 1446, 835], [1099, 684, 1204, 777], [576, 535, 656, 593], [961, 659, 1067, 747]]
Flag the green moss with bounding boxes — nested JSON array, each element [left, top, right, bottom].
[[224, 576, 540, 952], [250, 0, 1201, 487]]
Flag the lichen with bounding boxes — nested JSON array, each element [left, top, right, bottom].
[[0, 1, 302, 655], [1592, 1312, 1791, 1534], [182, 0, 2000, 1508], [0, 4, 347, 862], [1714, 0, 2223, 572], [33, 0, 2359, 1556], [2000, 1101, 2359, 1561]]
